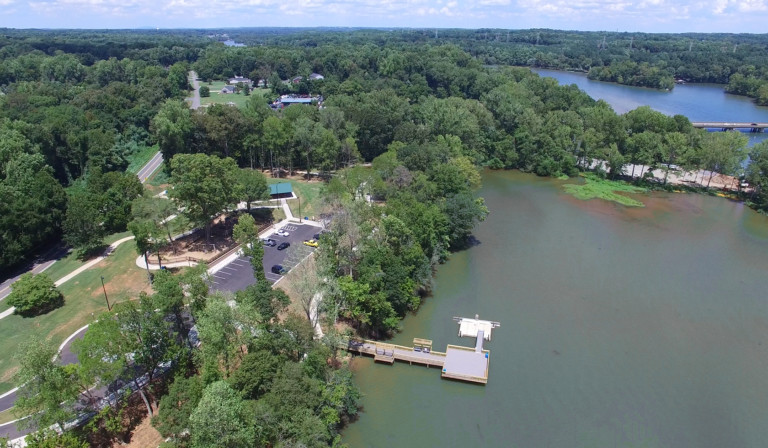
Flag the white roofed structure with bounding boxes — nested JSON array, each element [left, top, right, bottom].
[[454, 315, 501, 341]]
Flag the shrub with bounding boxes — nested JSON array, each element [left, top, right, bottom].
[[8, 273, 64, 317]]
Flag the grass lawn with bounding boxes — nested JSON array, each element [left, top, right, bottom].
[[562, 174, 648, 207], [200, 82, 270, 109], [0, 407, 15, 425], [126, 145, 160, 174], [267, 178, 325, 220], [39, 231, 133, 286], [0, 241, 152, 395]]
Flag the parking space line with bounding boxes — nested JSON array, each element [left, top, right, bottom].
[[221, 267, 239, 273]]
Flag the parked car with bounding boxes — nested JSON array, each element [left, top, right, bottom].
[[313, 233, 321, 240], [276, 229, 290, 237], [303, 239, 318, 247], [271, 264, 286, 275], [262, 238, 277, 247], [277, 242, 290, 250]]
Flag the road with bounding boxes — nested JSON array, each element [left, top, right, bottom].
[[0, 325, 89, 440], [187, 70, 201, 110], [136, 150, 163, 184], [0, 245, 70, 301]]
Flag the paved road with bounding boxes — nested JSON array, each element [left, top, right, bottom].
[[0, 245, 70, 301], [136, 150, 163, 184], [188, 71, 201, 110], [0, 325, 89, 440], [210, 223, 319, 293]]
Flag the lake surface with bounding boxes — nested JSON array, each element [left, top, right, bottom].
[[343, 170, 768, 447], [533, 68, 768, 146]]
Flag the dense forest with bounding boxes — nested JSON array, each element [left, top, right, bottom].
[[4, 27, 768, 273]]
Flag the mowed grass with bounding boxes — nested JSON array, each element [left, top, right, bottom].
[[563, 174, 648, 207], [200, 82, 270, 109], [0, 241, 152, 394], [267, 178, 325, 220]]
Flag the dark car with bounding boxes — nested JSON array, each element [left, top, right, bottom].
[[271, 264, 286, 275], [277, 242, 290, 250], [262, 238, 277, 247]]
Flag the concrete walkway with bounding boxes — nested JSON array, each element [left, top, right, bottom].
[[0, 237, 135, 321]]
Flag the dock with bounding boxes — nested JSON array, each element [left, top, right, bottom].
[[344, 315, 500, 385]]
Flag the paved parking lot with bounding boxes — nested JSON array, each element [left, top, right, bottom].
[[210, 222, 321, 293]]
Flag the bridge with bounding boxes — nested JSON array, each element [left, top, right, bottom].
[[691, 122, 768, 132]]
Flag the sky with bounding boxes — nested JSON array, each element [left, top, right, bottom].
[[1, 0, 768, 33]]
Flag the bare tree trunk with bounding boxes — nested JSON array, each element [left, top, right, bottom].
[[707, 170, 715, 188], [144, 252, 152, 285], [135, 383, 153, 416]]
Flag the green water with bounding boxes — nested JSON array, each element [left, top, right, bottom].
[[343, 170, 768, 447]]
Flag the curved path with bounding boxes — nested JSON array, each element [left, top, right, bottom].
[[0, 237, 135, 321], [0, 324, 90, 441]]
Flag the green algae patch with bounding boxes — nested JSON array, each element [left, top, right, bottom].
[[563, 175, 647, 207]]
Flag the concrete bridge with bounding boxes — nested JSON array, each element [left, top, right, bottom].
[[691, 122, 768, 132]]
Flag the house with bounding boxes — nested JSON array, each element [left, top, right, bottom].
[[229, 76, 251, 85], [291, 76, 303, 84], [309, 73, 324, 81], [256, 79, 265, 87], [220, 85, 235, 94]]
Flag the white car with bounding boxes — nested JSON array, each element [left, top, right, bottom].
[[276, 229, 290, 237]]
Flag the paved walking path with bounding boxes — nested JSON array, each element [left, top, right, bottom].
[[0, 237, 135, 321]]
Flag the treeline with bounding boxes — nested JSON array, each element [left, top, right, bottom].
[[11, 263, 359, 447], [220, 27, 768, 97], [0, 32, 197, 271]]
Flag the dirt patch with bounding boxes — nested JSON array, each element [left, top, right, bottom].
[[113, 413, 164, 448], [0, 365, 18, 384], [156, 211, 273, 265]]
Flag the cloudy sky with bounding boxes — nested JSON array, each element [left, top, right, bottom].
[[1, 0, 767, 32]]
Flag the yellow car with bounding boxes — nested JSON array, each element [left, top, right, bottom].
[[303, 239, 319, 248]]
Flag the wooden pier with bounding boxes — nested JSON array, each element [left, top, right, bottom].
[[343, 315, 499, 385]]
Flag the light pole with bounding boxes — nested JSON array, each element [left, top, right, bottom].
[[100, 276, 111, 311], [299, 195, 302, 222]]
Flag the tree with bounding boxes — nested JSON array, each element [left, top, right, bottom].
[[153, 375, 204, 441], [151, 100, 194, 162], [24, 429, 87, 448], [131, 196, 179, 249], [196, 294, 247, 379], [227, 350, 281, 400], [13, 338, 78, 430], [236, 168, 269, 213], [63, 189, 105, 256], [199, 85, 210, 97], [7, 273, 63, 316], [189, 381, 258, 448], [746, 141, 768, 209], [128, 218, 163, 281], [169, 154, 242, 242], [233, 213, 265, 282], [74, 295, 181, 416]]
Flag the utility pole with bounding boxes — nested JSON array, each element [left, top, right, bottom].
[[100, 276, 111, 311], [629, 36, 633, 50], [689, 41, 693, 52], [507, 30, 510, 42]]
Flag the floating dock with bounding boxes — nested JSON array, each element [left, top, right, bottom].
[[344, 315, 500, 385]]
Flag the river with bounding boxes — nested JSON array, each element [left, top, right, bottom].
[[343, 170, 768, 447], [532, 68, 768, 146]]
